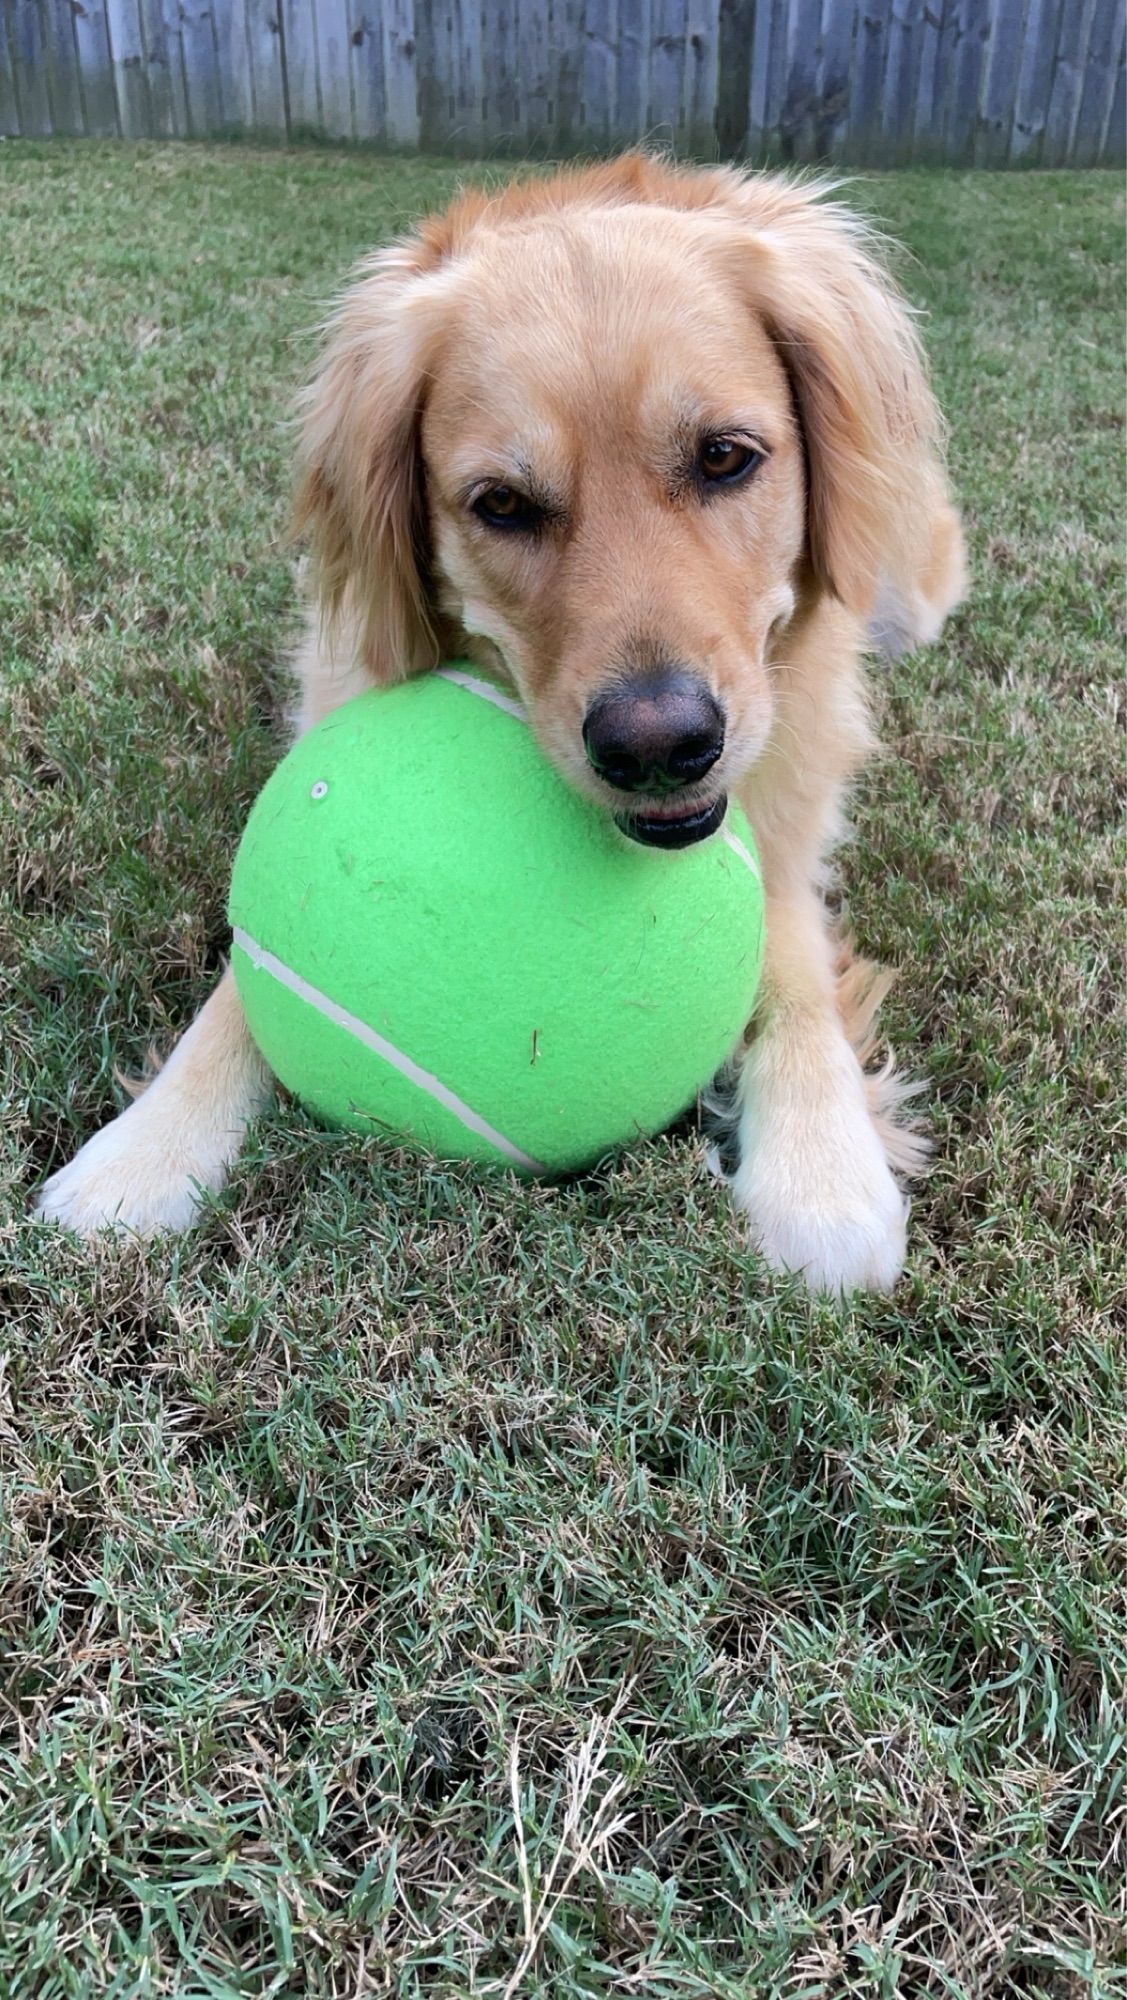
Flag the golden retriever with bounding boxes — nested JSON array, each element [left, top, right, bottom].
[[36, 154, 966, 1293]]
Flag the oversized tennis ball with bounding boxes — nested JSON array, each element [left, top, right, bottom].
[[228, 666, 765, 1175]]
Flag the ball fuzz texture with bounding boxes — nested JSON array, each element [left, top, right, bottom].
[[229, 668, 764, 1174]]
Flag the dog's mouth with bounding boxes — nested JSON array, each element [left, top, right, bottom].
[[614, 793, 728, 850]]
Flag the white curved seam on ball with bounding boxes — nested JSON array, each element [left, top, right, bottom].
[[231, 927, 547, 1174], [437, 670, 760, 881], [718, 826, 761, 882], [435, 667, 528, 721]]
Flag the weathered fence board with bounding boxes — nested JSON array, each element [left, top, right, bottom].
[[7, 0, 53, 133], [314, 0, 353, 135], [817, 0, 855, 155], [849, 0, 893, 160], [1073, 0, 1123, 164], [106, 0, 149, 134], [0, 0, 1122, 163], [147, 0, 189, 136], [178, 0, 224, 134], [977, 0, 1024, 160], [882, 0, 926, 161], [946, 0, 992, 160], [780, 0, 822, 160], [382, 0, 418, 143], [452, 0, 484, 144], [615, 0, 650, 139], [649, 0, 685, 139], [281, 0, 319, 131], [1105, 29, 1126, 153], [514, 0, 543, 140], [348, 0, 386, 142], [0, 7, 20, 137], [686, 0, 720, 150], [553, 0, 585, 147], [1044, 0, 1097, 165], [1010, 0, 1064, 161], [715, 0, 753, 152], [242, 0, 287, 132], [747, 0, 788, 152], [40, 0, 86, 134], [0, 11, 18, 135], [583, 0, 619, 145], [73, 0, 120, 134]]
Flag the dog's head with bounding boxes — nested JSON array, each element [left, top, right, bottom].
[[295, 157, 946, 847]]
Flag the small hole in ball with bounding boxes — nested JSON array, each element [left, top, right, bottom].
[[310, 780, 329, 801]]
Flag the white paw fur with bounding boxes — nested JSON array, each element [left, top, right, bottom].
[[732, 1031, 908, 1296], [35, 1094, 230, 1238]]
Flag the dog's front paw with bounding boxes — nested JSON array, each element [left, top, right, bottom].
[[34, 1099, 219, 1239], [732, 1041, 908, 1296]]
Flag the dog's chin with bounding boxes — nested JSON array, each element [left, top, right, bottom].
[[614, 794, 728, 850]]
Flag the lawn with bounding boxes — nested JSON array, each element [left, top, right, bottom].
[[1, 144, 1124, 1998]]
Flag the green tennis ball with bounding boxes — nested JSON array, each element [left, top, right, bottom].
[[228, 666, 765, 1175]]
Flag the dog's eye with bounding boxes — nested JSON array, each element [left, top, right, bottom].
[[699, 438, 762, 485], [472, 484, 541, 531]]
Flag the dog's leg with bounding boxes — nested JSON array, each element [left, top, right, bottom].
[[35, 968, 272, 1237], [730, 890, 908, 1296], [35, 604, 374, 1239]]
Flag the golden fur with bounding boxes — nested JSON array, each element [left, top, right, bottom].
[[37, 155, 966, 1293]]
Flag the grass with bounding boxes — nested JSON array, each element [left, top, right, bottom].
[[0, 142, 1124, 1998]]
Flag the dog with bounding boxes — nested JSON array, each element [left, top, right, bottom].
[[35, 154, 966, 1293]]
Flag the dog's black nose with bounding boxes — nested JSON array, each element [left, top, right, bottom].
[[582, 671, 724, 794]]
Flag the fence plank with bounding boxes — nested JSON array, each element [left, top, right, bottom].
[[1104, 26, 1126, 156], [816, 0, 856, 156], [106, 0, 151, 132], [715, 0, 754, 153], [583, 0, 618, 146], [348, 0, 385, 139], [0, 1, 24, 134], [781, 0, 825, 160], [976, 0, 1024, 161], [650, 0, 685, 141], [243, 0, 286, 130], [179, 0, 225, 130], [382, 0, 417, 142], [7, 0, 53, 131], [281, 0, 318, 131], [520, 0, 551, 149], [313, 0, 351, 135], [685, 0, 719, 150], [551, 0, 584, 149], [1042, 0, 1096, 163], [881, 0, 926, 161], [1072, 0, 1122, 164], [847, 0, 892, 161], [616, 0, 651, 140], [71, 0, 119, 132], [135, 0, 179, 132], [481, 0, 515, 143], [748, 0, 787, 152], [220, 0, 253, 124], [1010, 0, 1066, 161], [944, 0, 990, 158], [452, 0, 482, 145], [40, 0, 86, 133], [414, 0, 442, 143], [911, 0, 947, 159]]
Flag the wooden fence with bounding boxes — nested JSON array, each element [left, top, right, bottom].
[[1, 0, 1124, 163]]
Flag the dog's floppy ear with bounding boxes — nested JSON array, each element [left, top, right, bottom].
[[718, 176, 963, 639], [293, 239, 451, 682]]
